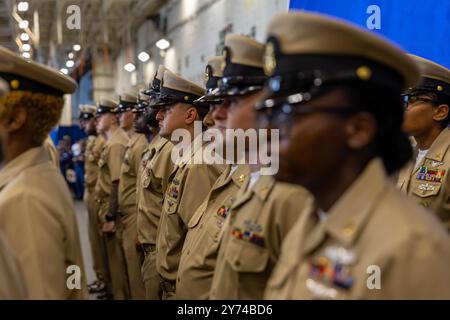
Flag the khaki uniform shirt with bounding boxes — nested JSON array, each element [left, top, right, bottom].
[[176, 164, 250, 299], [0, 231, 28, 299], [398, 128, 450, 230], [84, 135, 105, 193], [265, 159, 450, 299], [210, 174, 312, 300], [118, 133, 148, 218], [156, 140, 225, 283], [137, 136, 174, 245], [43, 135, 59, 168], [95, 128, 128, 220], [0, 146, 87, 299]]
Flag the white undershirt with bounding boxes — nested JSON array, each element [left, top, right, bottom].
[[228, 165, 238, 179], [317, 209, 328, 222], [247, 170, 261, 191], [415, 149, 429, 169]]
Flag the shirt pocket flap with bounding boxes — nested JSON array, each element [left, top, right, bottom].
[[412, 183, 441, 198], [188, 201, 207, 229], [226, 237, 270, 273]]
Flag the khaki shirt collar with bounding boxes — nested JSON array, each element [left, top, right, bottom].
[[419, 128, 450, 163], [0, 146, 50, 190], [323, 158, 387, 247], [301, 158, 387, 256], [155, 136, 169, 153], [230, 173, 253, 209], [127, 132, 143, 148], [108, 126, 120, 142], [230, 164, 250, 186], [252, 174, 276, 201]]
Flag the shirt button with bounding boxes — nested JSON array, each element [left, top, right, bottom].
[[187, 250, 190, 255], [235, 260, 240, 267], [177, 277, 180, 282]]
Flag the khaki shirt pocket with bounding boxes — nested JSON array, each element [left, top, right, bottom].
[[226, 237, 270, 273], [205, 215, 224, 243], [412, 183, 441, 198], [188, 201, 207, 229]]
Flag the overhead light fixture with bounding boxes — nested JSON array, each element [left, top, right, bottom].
[[66, 60, 75, 68], [73, 44, 81, 51], [68, 52, 74, 59], [60, 68, 69, 75], [22, 52, 30, 59], [19, 20, 29, 29], [22, 43, 31, 51], [20, 33, 29, 41], [156, 38, 170, 50], [124, 63, 136, 72], [138, 51, 150, 62], [17, 1, 29, 12]]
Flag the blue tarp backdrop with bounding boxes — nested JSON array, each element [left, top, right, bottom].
[[289, 0, 450, 68]]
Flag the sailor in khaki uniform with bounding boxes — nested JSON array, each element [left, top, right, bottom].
[[153, 69, 224, 299], [133, 92, 153, 214], [94, 98, 129, 299], [133, 91, 158, 228], [136, 65, 175, 300], [0, 93, 27, 300], [256, 12, 450, 299], [139, 135, 173, 299], [79, 104, 108, 294], [398, 56, 450, 230], [0, 46, 87, 299], [116, 93, 147, 299], [203, 35, 312, 300], [175, 54, 248, 299]]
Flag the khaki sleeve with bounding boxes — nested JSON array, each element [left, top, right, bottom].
[[177, 164, 220, 226], [108, 143, 126, 182], [271, 186, 313, 257], [0, 193, 68, 299], [0, 231, 28, 299], [375, 231, 450, 299], [440, 169, 450, 230]]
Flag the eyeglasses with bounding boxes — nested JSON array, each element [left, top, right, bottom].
[[402, 94, 438, 110], [256, 100, 358, 138]]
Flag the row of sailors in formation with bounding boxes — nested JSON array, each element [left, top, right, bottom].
[[1, 11, 450, 300]]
